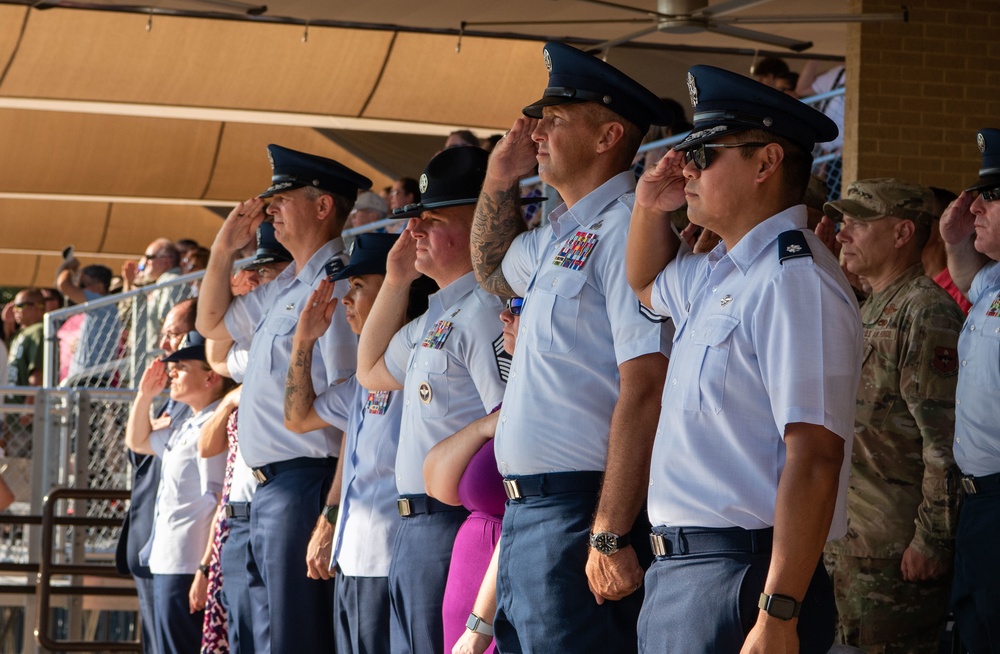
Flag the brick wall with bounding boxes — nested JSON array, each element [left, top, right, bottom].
[[844, 0, 1000, 193]]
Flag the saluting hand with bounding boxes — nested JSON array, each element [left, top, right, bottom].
[[487, 116, 540, 184], [214, 198, 266, 254], [938, 191, 977, 245], [384, 229, 422, 286], [137, 359, 169, 399], [296, 279, 338, 343], [635, 150, 687, 215]]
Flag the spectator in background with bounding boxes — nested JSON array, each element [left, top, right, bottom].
[[40, 288, 64, 313], [389, 177, 420, 212], [923, 187, 972, 313], [182, 247, 211, 275], [57, 261, 121, 386], [797, 60, 846, 200], [445, 129, 480, 149], [123, 239, 193, 352], [3, 289, 46, 457], [345, 191, 389, 232], [778, 71, 800, 95], [635, 97, 694, 176], [177, 239, 201, 260], [750, 56, 790, 88]]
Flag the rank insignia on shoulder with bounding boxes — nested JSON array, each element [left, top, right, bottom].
[[553, 231, 599, 271], [422, 320, 453, 349], [493, 334, 512, 382], [324, 258, 345, 281], [638, 299, 669, 323], [364, 390, 391, 415], [777, 230, 812, 264], [932, 346, 959, 376]]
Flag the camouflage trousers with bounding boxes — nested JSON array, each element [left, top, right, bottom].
[[825, 552, 951, 654]]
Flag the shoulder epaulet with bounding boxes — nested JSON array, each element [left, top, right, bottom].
[[777, 230, 812, 265], [324, 257, 345, 280]]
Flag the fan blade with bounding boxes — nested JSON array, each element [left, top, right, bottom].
[[585, 24, 663, 52], [717, 11, 908, 24], [574, 0, 670, 20], [707, 23, 813, 51], [692, 0, 776, 19]]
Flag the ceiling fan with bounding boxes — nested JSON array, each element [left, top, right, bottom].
[[574, 0, 908, 53]]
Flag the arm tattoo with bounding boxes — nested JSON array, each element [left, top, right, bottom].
[[471, 184, 527, 297], [284, 346, 315, 422]]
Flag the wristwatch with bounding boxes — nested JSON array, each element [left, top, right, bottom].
[[758, 592, 802, 620], [321, 504, 339, 526], [198, 563, 210, 576], [589, 531, 631, 556], [466, 613, 494, 637]]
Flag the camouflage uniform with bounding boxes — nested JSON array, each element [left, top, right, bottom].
[[825, 263, 964, 653]]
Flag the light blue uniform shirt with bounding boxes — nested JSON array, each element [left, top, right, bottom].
[[315, 377, 401, 577], [494, 172, 674, 475], [647, 206, 861, 538], [953, 260, 1000, 476], [143, 400, 226, 574], [383, 272, 506, 495], [223, 343, 256, 504], [224, 239, 356, 468]]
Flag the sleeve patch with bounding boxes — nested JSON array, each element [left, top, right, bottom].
[[931, 347, 959, 376]]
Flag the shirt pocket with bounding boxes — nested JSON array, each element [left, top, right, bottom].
[[684, 314, 740, 414], [262, 313, 297, 375], [531, 270, 587, 353], [415, 354, 450, 419], [963, 317, 1000, 390]]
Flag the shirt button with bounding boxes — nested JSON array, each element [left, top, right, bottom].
[[502, 416, 507, 423], [672, 379, 677, 385], [551, 278, 558, 287], [957, 399, 962, 405], [405, 400, 410, 406], [970, 325, 976, 331], [956, 437, 961, 443], [712, 285, 719, 292], [962, 360, 967, 366]]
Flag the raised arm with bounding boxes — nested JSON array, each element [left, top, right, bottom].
[[940, 191, 990, 295], [356, 233, 419, 391], [56, 258, 87, 305], [626, 150, 687, 308], [741, 423, 845, 654], [198, 385, 240, 458], [424, 412, 500, 506], [125, 359, 169, 456], [197, 198, 265, 339], [470, 117, 538, 297], [285, 280, 338, 433]]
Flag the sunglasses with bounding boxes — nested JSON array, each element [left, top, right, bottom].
[[506, 297, 524, 316], [980, 185, 1000, 203], [14, 302, 43, 309], [682, 142, 769, 171]]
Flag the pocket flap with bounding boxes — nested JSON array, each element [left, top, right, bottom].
[[691, 314, 740, 347]]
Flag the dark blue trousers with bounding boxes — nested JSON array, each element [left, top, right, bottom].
[[135, 575, 157, 654], [220, 510, 254, 654], [637, 530, 834, 654], [152, 574, 204, 654], [387, 510, 467, 654], [494, 491, 651, 654], [334, 575, 391, 654], [952, 488, 1000, 654], [247, 464, 335, 654]]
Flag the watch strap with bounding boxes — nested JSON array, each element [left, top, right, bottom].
[[198, 563, 210, 576], [757, 592, 801, 620], [466, 613, 494, 637]]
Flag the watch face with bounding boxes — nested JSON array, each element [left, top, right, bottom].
[[592, 532, 618, 554]]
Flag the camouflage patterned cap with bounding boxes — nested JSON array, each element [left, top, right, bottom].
[[823, 178, 935, 226]]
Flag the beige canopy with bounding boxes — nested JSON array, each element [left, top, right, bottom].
[[0, 1, 848, 288]]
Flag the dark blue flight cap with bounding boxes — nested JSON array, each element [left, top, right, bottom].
[[163, 331, 206, 362], [522, 42, 673, 133], [241, 222, 292, 270], [394, 147, 544, 219], [259, 144, 372, 199], [966, 128, 1000, 193], [333, 233, 399, 281], [673, 65, 839, 153]]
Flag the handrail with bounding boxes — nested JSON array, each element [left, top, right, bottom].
[[35, 487, 141, 652]]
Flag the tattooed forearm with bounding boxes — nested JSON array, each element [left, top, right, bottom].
[[284, 345, 316, 423], [471, 183, 527, 297]]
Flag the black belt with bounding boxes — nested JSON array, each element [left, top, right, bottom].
[[397, 494, 466, 518], [960, 472, 1000, 495], [225, 501, 251, 520], [251, 457, 335, 486], [502, 471, 603, 500], [649, 526, 774, 558]]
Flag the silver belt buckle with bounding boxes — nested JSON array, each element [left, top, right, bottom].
[[503, 478, 522, 500], [397, 497, 412, 517], [961, 476, 978, 494], [252, 468, 268, 484], [650, 533, 669, 557]]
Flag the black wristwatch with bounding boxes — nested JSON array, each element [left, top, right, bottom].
[[758, 592, 801, 620], [198, 563, 210, 576], [589, 531, 631, 556], [321, 504, 339, 526]]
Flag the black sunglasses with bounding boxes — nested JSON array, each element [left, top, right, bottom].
[[682, 142, 769, 171], [506, 297, 524, 316], [980, 185, 1000, 203]]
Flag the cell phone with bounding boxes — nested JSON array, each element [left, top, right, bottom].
[[62, 245, 74, 260]]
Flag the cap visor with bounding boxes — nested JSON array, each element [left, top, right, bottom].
[[162, 345, 206, 363], [392, 198, 479, 219], [672, 124, 750, 151], [332, 262, 385, 282], [823, 198, 882, 222], [522, 95, 586, 119], [965, 173, 1000, 193], [258, 181, 305, 199]]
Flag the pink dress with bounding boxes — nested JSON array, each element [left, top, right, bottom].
[[441, 440, 506, 654]]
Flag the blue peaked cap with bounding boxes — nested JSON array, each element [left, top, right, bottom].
[[259, 144, 372, 199], [966, 128, 1000, 192]]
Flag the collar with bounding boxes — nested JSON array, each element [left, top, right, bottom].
[[280, 238, 347, 285], [863, 263, 925, 318], [710, 205, 808, 276], [427, 271, 479, 314], [547, 171, 635, 238]]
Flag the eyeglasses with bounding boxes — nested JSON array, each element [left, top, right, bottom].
[[506, 297, 524, 316], [980, 185, 1000, 203], [14, 302, 43, 309], [682, 142, 769, 171], [142, 252, 166, 259]]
